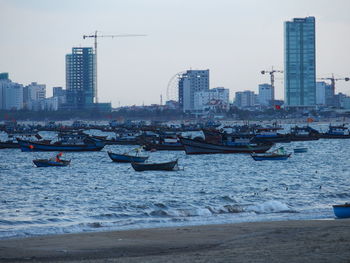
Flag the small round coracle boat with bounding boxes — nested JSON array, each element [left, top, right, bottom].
[[333, 203, 350, 218]]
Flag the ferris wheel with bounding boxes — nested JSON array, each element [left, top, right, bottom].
[[166, 71, 186, 102]]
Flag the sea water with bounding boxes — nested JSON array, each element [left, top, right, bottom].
[[1, 136, 350, 239]]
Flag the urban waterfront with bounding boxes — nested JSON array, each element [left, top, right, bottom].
[[1, 132, 349, 240]]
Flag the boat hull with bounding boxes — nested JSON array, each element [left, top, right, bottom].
[[0, 141, 19, 149], [333, 204, 350, 218], [290, 135, 319, 141], [144, 142, 184, 151], [293, 148, 308, 153], [18, 139, 104, 152], [108, 151, 148, 163], [180, 138, 273, 155], [319, 134, 350, 139], [33, 159, 71, 167], [253, 134, 291, 143], [251, 153, 291, 161], [131, 160, 178, 171]]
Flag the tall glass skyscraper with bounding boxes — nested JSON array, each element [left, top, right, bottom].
[[66, 47, 96, 109], [284, 17, 316, 107]]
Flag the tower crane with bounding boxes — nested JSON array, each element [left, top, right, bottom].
[[261, 67, 283, 104], [318, 74, 350, 96], [83, 31, 146, 103]]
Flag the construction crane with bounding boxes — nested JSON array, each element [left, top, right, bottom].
[[318, 74, 350, 96], [83, 31, 146, 103], [261, 67, 283, 104]]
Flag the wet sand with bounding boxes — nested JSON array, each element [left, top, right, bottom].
[[1, 219, 350, 262]]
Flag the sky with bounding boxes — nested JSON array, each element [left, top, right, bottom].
[[1, 0, 350, 107]]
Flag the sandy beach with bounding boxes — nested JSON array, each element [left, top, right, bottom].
[[1, 219, 350, 262]]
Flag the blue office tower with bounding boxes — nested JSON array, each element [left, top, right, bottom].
[[284, 17, 316, 107]]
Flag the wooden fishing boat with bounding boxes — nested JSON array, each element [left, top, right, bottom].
[[17, 135, 104, 152], [289, 126, 319, 141], [131, 159, 178, 171], [251, 153, 291, 161], [143, 141, 184, 151], [179, 137, 273, 155], [33, 159, 71, 167], [108, 151, 149, 163], [333, 203, 350, 218], [0, 133, 48, 149], [319, 125, 350, 139], [0, 140, 19, 149], [251, 147, 291, 161], [293, 147, 308, 153]]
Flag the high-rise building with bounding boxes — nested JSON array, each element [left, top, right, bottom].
[[316, 81, 334, 106], [284, 16, 316, 107], [66, 47, 96, 109], [0, 73, 23, 110], [53, 86, 67, 106], [23, 82, 46, 110], [258, 83, 273, 106], [178, 70, 209, 112], [234, 90, 256, 108]]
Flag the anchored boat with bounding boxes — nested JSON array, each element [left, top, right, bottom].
[[17, 133, 105, 152], [108, 151, 149, 163], [180, 137, 273, 155], [131, 159, 178, 171], [33, 159, 71, 167]]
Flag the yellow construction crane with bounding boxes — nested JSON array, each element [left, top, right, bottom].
[[83, 31, 146, 103], [261, 67, 283, 103], [318, 74, 350, 95]]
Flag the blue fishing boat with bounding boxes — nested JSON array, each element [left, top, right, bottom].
[[17, 134, 104, 152], [108, 151, 149, 163], [333, 204, 350, 218], [33, 159, 71, 167], [319, 125, 350, 139], [251, 147, 291, 161]]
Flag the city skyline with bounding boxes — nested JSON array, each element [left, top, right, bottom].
[[1, 0, 350, 107]]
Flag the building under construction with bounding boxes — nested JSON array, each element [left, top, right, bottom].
[[64, 47, 110, 111]]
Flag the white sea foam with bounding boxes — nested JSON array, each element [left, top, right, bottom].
[[247, 200, 291, 214]]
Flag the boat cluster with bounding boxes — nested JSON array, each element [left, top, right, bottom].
[[2, 122, 350, 217]]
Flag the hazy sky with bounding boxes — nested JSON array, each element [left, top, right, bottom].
[[1, 0, 350, 107]]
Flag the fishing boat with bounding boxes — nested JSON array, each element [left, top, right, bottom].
[[251, 147, 291, 161], [333, 203, 350, 218], [108, 151, 149, 163], [17, 133, 105, 152], [253, 127, 291, 143], [131, 159, 178, 171], [293, 147, 308, 153], [0, 133, 48, 149], [143, 137, 184, 151], [290, 126, 319, 141], [319, 125, 350, 139], [33, 159, 71, 167], [179, 137, 273, 155]]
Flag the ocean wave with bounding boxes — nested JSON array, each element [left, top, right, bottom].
[[246, 200, 296, 214], [319, 192, 350, 199], [220, 195, 237, 202], [207, 205, 243, 214]]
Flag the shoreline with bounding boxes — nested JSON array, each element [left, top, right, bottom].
[[1, 219, 350, 262]]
